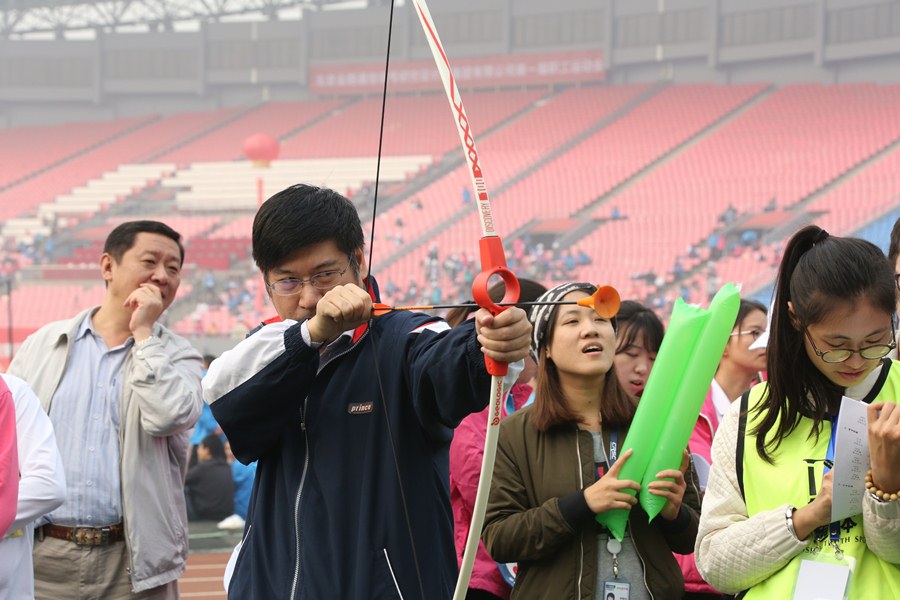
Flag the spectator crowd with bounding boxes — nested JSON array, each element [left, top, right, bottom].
[[1, 194, 898, 600]]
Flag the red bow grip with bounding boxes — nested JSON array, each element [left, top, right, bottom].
[[471, 236, 521, 377]]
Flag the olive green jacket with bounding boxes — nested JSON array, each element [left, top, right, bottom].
[[483, 406, 702, 600]]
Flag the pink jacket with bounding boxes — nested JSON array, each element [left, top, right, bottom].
[[677, 388, 722, 595], [449, 383, 532, 599], [0, 377, 18, 536], [690, 388, 719, 473]]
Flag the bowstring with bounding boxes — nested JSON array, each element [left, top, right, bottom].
[[366, 0, 427, 598]]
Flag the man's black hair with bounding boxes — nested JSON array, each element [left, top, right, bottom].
[[103, 220, 184, 266], [201, 433, 227, 461], [888, 217, 900, 268], [252, 184, 364, 276]]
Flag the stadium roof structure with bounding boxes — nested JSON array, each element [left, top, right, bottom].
[[0, 0, 378, 38]]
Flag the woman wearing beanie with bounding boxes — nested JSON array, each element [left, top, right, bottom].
[[482, 282, 701, 599]]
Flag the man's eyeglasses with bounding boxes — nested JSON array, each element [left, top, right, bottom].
[[895, 273, 900, 292], [803, 323, 896, 364], [730, 329, 764, 341], [266, 255, 355, 297]]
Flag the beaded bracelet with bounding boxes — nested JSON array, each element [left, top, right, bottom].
[[865, 470, 899, 502]]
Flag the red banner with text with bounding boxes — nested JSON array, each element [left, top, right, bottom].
[[309, 50, 604, 95]]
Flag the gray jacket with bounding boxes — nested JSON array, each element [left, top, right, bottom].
[[9, 307, 203, 592]]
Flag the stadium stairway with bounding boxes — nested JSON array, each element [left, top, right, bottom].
[[272, 97, 358, 152], [569, 84, 774, 225], [554, 83, 900, 304], [156, 98, 353, 164], [0, 108, 260, 227], [502, 82, 666, 228], [795, 133, 900, 228], [3, 99, 358, 240], [543, 84, 774, 266], [373, 82, 666, 273], [142, 104, 261, 164], [643, 133, 900, 303], [44, 180, 182, 261], [0, 115, 156, 193], [354, 88, 560, 226]]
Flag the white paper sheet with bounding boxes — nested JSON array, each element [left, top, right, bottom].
[[830, 396, 870, 523]]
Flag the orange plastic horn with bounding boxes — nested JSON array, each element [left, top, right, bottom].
[[576, 285, 621, 319]]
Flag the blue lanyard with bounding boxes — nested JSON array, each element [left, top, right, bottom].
[[609, 429, 618, 464], [822, 416, 840, 544], [594, 430, 619, 486]]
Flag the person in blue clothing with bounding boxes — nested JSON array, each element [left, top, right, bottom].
[[230, 459, 255, 519], [216, 439, 256, 531], [203, 184, 532, 600], [189, 354, 223, 468]]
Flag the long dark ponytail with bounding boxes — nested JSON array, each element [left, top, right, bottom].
[[753, 225, 896, 462]]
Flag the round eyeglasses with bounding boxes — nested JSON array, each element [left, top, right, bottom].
[[803, 326, 896, 364], [730, 328, 764, 341], [266, 255, 355, 297]]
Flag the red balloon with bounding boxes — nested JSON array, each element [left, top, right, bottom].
[[243, 133, 280, 166]]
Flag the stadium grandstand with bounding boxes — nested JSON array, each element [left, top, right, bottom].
[[3, 0, 900, 595], [2, 0, 900, 369]]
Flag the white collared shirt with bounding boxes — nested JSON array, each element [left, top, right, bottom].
[[710, 378, 732, 425], [0, 374, 66, 600]]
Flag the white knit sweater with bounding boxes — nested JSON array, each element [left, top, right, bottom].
[[695, 373, 900, 594]]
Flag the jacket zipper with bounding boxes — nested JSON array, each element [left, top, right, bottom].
[[382, 548, 405, 599], [289, 399, 310, 600], [631, 530, 655, 600], [591, 427, 655, 600], [603, 426, 654, 600], [226, 524, 252, 592], [575, 432, 585, 599], [289, 328, 368, 599]]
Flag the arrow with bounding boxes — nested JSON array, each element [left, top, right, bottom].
[[372, 284, 621, 318]]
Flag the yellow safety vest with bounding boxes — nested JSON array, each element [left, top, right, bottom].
[[738, 359, 900, 599]]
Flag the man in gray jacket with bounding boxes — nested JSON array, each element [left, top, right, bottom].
[[9, 220, 204, 599]]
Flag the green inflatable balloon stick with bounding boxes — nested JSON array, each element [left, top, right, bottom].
[[640, 283, 740, 520], [595, 283, 741, 540], [594, 299, 710, 540]]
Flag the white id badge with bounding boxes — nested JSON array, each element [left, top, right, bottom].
[[791, 550, 856, 600], [603, 578, 630, 600]]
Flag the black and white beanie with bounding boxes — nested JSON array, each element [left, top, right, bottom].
[[529, 282, 598, 363]]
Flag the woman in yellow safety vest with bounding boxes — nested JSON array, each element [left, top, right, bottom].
[[695, 225, 900, 599]]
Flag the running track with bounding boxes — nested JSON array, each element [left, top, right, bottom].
[[181, 552, 229, 599]]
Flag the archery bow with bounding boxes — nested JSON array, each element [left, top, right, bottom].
[[365, 2, 432, 599], [408, 1, 520, 598]]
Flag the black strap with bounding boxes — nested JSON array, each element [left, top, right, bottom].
[[860, 357, 892, 405], [732, 390, 752, 600], [736, 389, 750, 503]]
